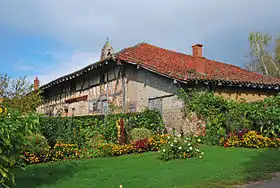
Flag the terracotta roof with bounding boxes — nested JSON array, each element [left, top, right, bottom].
[[117, 43, 280, 87]]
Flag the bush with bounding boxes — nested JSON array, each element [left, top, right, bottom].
[[0, 109, 39, 187], [130, 128, 152, 141], [178, 88, 280, 145], [157, 135, 204, 161], [131, 138, 149, 153], [39, 109, 163, 146], [23, 133, 49, 154]]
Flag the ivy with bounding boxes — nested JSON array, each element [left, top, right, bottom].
[[178, 88, 280, 145]]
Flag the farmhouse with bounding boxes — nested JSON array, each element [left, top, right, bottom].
[[36, 40, 280, 132]]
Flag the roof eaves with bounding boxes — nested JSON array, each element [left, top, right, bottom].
[[40, 58, 109, 90]]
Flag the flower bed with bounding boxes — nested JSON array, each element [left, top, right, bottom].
[[21, 134, 203, 164], [220, 130, 280, 148], [157, 135, 204, 161]]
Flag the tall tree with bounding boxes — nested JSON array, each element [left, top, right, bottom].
[[0, 74, 42, 113], [245, 32, 280, 77]]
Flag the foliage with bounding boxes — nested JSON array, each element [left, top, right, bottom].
[[147, 134, 169, 151], [22, 143, 99, 164], [130, 128, 152, 141], [177, 88, 280, 145], [127, 109, 165, 133], [131, 138, 149, 153], [94, 134, 170, 157], [39, 109, 164, 146], [23, 133, 49, 154], [13, 146, 280, 188], [0, 108, 39, 187], [157, 135, 203, 161], [245, 32, 280, 77], [220, 130, 280, 148], [116, 118, 127, 144], [0, 74, 42, 114]]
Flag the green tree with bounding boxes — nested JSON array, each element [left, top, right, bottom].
[[0, 109, 39, 187], [245, 32, 280, 77], [0, 74, 42, 114]]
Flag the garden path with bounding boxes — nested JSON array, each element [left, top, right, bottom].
[[237, 172, 280, 188]]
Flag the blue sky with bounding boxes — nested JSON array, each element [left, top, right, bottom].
[[0, 0, 280, 85]]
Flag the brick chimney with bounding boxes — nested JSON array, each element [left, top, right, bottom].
[[34, 77, 39, 91], [192, 44, 203, 57], [190, 44, 206, 74]]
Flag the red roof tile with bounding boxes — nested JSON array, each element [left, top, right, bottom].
[[117, 43, 280, 87]]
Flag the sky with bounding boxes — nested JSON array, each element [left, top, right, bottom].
[[0, 0, 280, 85]]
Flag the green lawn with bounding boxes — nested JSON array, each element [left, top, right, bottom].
[[13, 146, 280, 188]]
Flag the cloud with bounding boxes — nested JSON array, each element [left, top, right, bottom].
[[30, 51, 100, 85], [1, 0, 280, 83], [13, 64, 35, 71]]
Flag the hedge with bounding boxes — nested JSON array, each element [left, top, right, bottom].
[[39, 109, 164, 147]]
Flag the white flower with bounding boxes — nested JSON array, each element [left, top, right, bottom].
[[177, 134, 181, 138], [198, 139, 201, 143], [201, 152, 204, 155], [163, 149, 166, 152], [199, 156, 202, 159], [184, 140, 187, 143], [174, 139, 177, 143], [189, 147, 192, 150], [188, 143, 191, 146], [178, 146, 182, 150], [171, 144, 174, 147], [167, 136, 170, 139]]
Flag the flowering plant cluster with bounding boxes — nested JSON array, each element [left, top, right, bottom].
[[147, 134, 169, 151], [95, 134, 171, 157], [22, 143, 97, 164], [220, 130, 280, 148], [157, 135, 204, 161]]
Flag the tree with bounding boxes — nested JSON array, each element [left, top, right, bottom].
[[245, 32, 280, 77], [0, 74, 42, 113]]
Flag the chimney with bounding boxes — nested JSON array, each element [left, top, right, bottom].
[[190, 44, 206, 74], [34, 77, 39, 91], [192, 44, 203, 57]]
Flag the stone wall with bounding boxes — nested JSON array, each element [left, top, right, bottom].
[[125, 67, 189, 133], [214, 86, 277, 102]]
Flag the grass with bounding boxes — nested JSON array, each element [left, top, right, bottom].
[[13, 146, 280, 188]]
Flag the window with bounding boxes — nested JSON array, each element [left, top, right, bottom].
[[129, 103, 136, 113], [148, 98, 162, 114], [92, 101, 98, 112], [101, 99, 108, 115]]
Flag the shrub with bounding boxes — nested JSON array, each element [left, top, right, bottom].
[[0, 109, 39, 187], [23, 133, 49, 154], [177, 88, 280, 145], [131, 138, 149, 153], [130, 128, 152, 141], [127, 109, 165, 133], [157, 135, 204, 161], [116, 118, 127, 144], [39, 109, 164, 146]]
